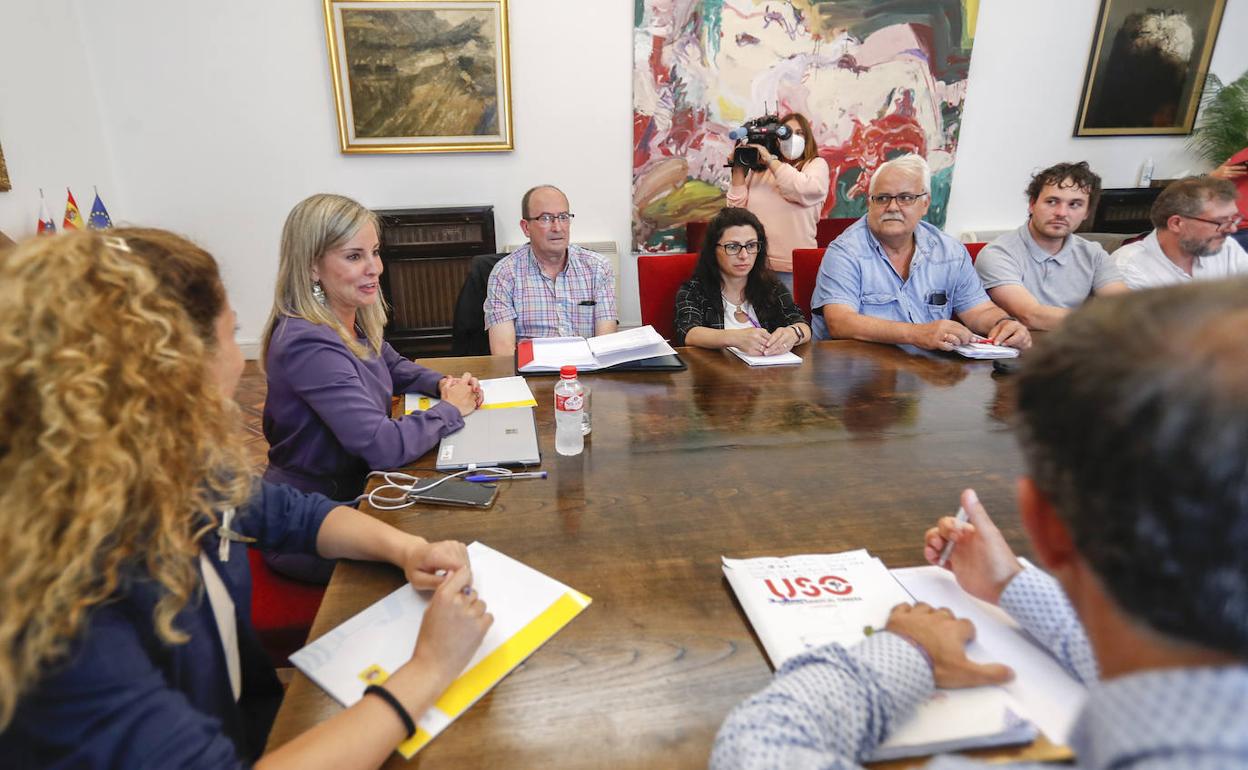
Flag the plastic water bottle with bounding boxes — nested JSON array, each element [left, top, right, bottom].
[[554, 365, 585, 456], [580, 382, 592, 436]]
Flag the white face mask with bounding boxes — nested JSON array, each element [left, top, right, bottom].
[[779, 134, 805, 161]]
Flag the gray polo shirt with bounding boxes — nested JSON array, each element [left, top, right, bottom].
[[976, 223, 1122, 308]]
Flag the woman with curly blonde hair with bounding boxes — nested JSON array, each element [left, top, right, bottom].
[[0, 229, 491, 768], [260, 194, 485, 582]]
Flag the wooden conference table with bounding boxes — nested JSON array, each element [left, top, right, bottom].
[[268, 341, 1061, 768]]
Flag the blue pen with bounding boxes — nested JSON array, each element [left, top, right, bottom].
[[465, 471, 548, 482]]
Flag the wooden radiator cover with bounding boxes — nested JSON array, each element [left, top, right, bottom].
[[374, 206, 497, 358]]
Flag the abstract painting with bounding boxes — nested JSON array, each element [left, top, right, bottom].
[[324, 0, 513, 153], [1075, 0, 1226, 136], [633, 0, 980, 251]]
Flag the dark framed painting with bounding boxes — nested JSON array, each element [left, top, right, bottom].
[[0, 143, 9, 192], [1076, 0, 1226, 136], [323, 0, 514, 154]]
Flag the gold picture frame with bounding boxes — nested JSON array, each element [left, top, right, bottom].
[[323, 0, 514, 154], [0, 142, 10, 192], [1075, 0, 1226, 136]]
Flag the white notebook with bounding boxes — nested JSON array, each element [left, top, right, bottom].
[[893, 565, 1087, 745], [722, 551, 1043, 761], [291, 543, 591, 758], [728, 347, 803, 366], [404, 376, 537, 414]]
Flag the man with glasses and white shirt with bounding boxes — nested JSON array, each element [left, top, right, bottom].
[[1112, 176, 1248, 290], [811, 155, 1030, 351], [485, 185, 618, 355]]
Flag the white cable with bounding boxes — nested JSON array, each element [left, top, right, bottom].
[[357, 468, 511, 511]]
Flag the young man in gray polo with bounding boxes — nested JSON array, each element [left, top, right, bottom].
[[975, 162, 1128, 331]]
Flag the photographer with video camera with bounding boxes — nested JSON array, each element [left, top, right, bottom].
[[727, 112, 831, 289]]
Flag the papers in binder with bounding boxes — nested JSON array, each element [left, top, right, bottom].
[[405, 376, 537, 414], [291, 542, 591, 758], [516, 326, 677, 373], [721, 550, 1066, 761], [727, 347, 803, 367]]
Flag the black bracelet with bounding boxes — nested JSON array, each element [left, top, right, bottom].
[[365, 684, 417, 739]]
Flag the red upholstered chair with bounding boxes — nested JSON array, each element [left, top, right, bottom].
[[685, 221, 708, 252], [791, 248, 825, 321], [247, 547, 325, 666], [638, 252, 698, 341], [964, 242, 987, 263], [816, 218, 856, 246]]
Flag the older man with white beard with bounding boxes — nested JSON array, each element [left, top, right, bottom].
[[810, 155, 1030, 351], [1112, 176, 1248, 289]]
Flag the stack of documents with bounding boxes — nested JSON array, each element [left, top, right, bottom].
[[722, 549, 1085, 760], [727, 347, 803, 367], [952, 340, 1020, 359], [291, 543, 591, 758], [405, 376, 537, 414], [516, 326, 677, 373]]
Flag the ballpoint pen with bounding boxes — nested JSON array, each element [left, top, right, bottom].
[[465, 471, 548, 482], [937, 506, 969, 567]]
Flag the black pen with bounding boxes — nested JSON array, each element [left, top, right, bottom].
[[578, 300, 597, 306]]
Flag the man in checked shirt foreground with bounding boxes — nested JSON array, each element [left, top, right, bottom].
[[713, 279, 1248, 769]]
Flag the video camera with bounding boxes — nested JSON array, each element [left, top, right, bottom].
[[727, 113, 792, 171]]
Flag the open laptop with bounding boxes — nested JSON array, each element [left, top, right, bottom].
[[436, 407, 541, 471]]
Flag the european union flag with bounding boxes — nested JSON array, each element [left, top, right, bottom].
[[88, 190, 113, 230]]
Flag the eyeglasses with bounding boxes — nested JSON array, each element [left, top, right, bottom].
[[717, 240, 761, 256], [868, 192, 929, 208], [1181, 213, 1243, 231], [527, 212, 575, 225]]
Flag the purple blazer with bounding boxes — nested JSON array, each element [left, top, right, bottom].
[[262, 317, 464, 499]]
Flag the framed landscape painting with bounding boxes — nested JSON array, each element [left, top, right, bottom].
[[1075, 0, 1226, 136], [324, 0, 513, 153]]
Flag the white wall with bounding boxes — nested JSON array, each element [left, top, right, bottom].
[[73, 0, 634, 353], [3, 0, 1246, 351], [945, 0, 1248, 237], [0, 1, 121, 238]]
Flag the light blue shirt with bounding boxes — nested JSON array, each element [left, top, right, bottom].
[[711, 567, 1248, 769], [811, 218, 989, 340]]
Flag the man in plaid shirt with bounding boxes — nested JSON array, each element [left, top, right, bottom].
[[485, 185, 618, 355]]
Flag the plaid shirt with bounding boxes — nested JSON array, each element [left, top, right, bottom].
[[484, 244, 617, 339]]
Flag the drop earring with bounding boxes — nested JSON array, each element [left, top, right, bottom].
[[312, 280, 327, 306]]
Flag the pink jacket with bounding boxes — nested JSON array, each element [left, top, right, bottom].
[[727, 157, 831, 273]]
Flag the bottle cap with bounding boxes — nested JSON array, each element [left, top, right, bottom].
[[560, 365, 577, 378]]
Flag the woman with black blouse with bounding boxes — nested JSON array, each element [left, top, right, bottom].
[[674, 208, 811, 356]]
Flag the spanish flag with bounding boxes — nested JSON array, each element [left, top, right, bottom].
[[63, 188, 84, 230]]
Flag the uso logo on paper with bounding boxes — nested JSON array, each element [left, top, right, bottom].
[[762, 575, 855, 603]]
